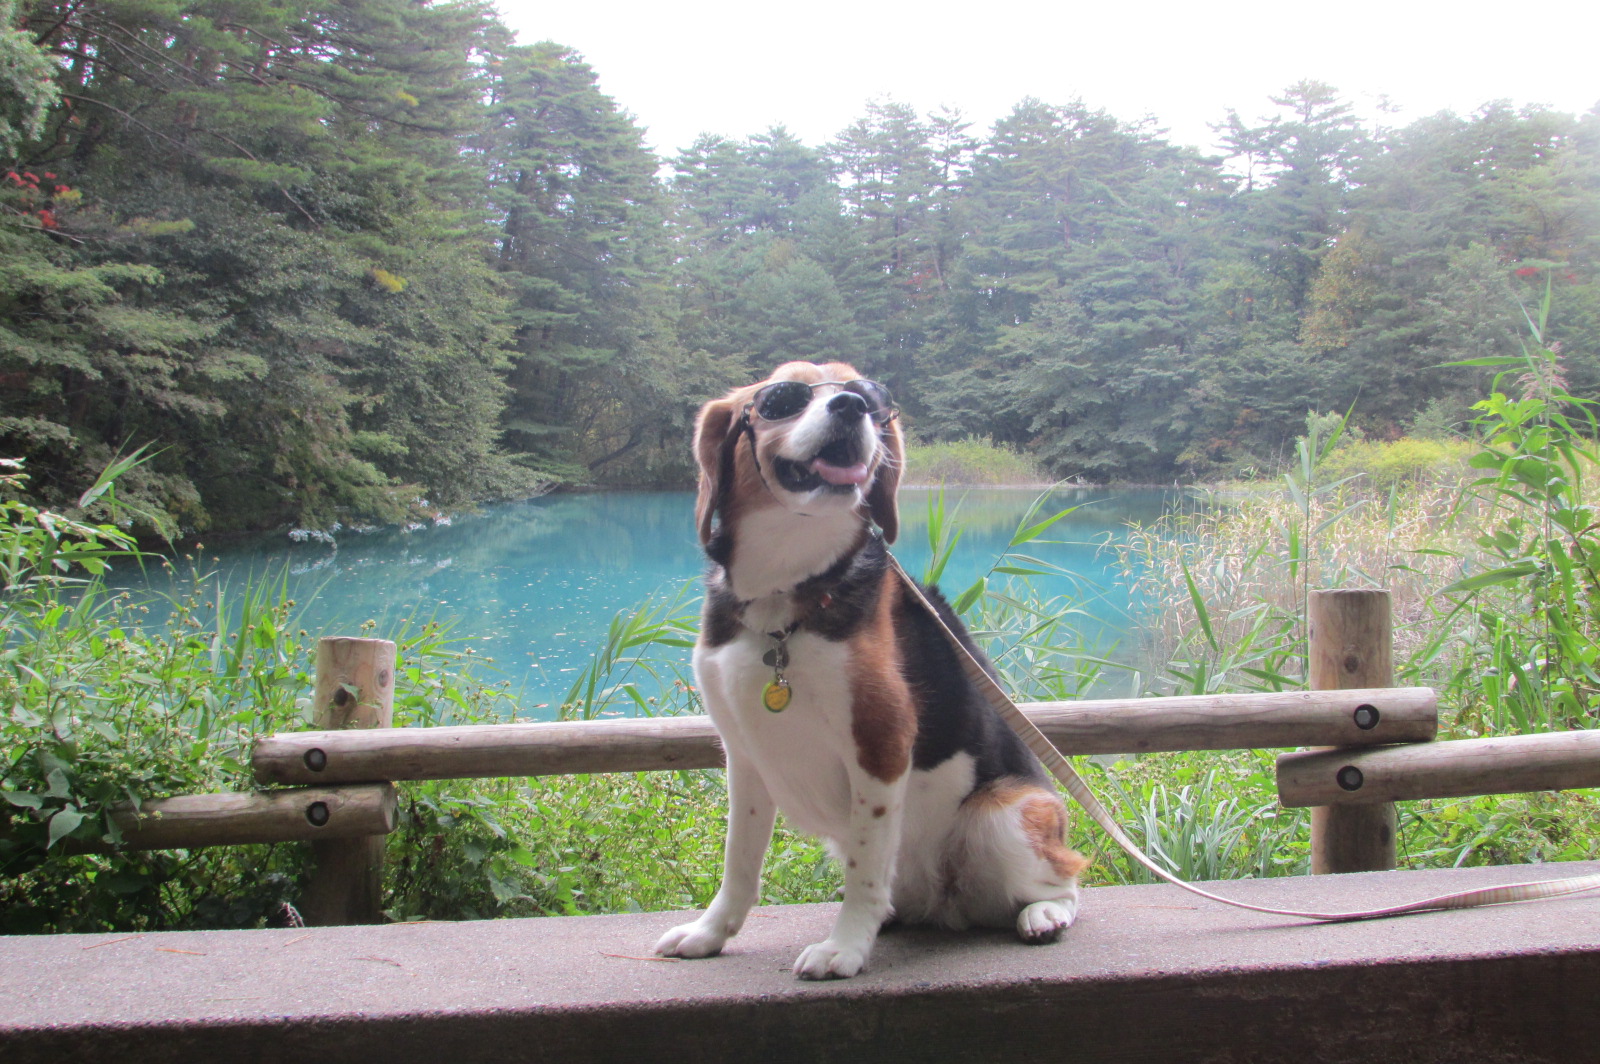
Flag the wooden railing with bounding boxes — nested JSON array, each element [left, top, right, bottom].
[[84, 589, 1600, 925]]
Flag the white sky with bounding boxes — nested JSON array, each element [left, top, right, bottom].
[[494, 0, 1600, 161]]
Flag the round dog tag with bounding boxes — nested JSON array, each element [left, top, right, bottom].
[[762, 679, 792, 712]]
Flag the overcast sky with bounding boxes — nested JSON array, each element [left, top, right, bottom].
[[494, 0, 1600, 161]]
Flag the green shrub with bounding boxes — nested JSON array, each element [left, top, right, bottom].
[[0, 458, 529, 931], [384, 770, 838, 921], [1431, 299, 1600, 733], [1320, 436, 1477, 490], [903, 436, 1046, 486]]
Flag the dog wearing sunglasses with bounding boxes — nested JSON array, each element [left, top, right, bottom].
[[655, 361, 1087, 980]]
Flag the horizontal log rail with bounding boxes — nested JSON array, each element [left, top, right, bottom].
[[1277, 729, 1600, 808], [252, 687, 1438, 787], [52, 784, 400, 854]]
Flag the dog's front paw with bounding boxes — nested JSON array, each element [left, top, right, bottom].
[[793, 939, 867, 980], [655, 918, 731, 959], [1016, 899, 1077, 944]]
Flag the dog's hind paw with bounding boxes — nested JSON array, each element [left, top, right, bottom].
[[1016, 899, 1077, 944], [655, 919, 731, 959], [793, 939, 867, 980]]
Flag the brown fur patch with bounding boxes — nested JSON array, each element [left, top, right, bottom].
[[1019, 792, 1091, 881], [699, 412, 775, 565], [848, 575, 916, 782], [965, 778, 1090, 881], [865, 411, 903, 543]]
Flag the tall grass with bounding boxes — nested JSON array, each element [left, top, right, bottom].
[[1115, 281, 1600, 739], [557, 584, 699, 720], [921, 487, 1130, 700], [1430, 291, 1600, 734]]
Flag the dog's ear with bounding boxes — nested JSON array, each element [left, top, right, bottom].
[[693, 396, 743, 547], [867, 417, 904, 543]]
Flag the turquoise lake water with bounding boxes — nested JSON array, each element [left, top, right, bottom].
[[114, 488, 1172, 713]]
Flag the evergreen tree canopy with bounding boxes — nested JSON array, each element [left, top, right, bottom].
[[4, 15, 1597, 529]]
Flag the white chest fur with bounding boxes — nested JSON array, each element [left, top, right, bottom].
[[694, 629, 860, 839], [694, 625, 977, 880]]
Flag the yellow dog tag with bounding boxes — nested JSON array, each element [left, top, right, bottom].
[[762, 678, 792, 712]]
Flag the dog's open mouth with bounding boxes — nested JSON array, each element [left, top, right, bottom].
[[774, 435, 871, 493]]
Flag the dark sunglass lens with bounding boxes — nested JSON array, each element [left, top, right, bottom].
[[847, 380, 893, 417], [757, 382, 812, 420]]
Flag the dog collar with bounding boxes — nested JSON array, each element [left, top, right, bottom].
[[729, 536, 858, 626]]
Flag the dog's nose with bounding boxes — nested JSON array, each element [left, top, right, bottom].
[[827, 391, 868, 421]]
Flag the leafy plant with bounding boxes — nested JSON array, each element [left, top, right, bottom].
[[1436, 276, 1600, 732], [1079, 754, 1309, 884], [558, 585, 700, 720], [927, 488, 1129, 701], [1, 457, 530, 931]]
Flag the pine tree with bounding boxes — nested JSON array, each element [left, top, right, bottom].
[[485, 41, 690, 483], [5, 0, 527, 529], [1, 0, 55, 160]]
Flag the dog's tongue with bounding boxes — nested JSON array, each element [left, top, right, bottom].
[[810, 456, 870, 486]]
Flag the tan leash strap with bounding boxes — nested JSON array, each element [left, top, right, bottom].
[[887, 554, 1600, 921]]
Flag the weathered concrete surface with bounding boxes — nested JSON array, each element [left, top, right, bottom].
[[3, 862, 1598, 1064]]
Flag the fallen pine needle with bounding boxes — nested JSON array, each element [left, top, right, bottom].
[[599, 952, 682, 963], [81, 935, 141, 950], [280, 934, 312, 948], [354, 956, 405, 967], [155, 948, 206, 955]]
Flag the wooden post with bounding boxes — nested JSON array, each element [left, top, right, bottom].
[[300, 637, 396, 925], [1307, 589, 1397, 874]]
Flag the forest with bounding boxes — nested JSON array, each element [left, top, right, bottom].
[[3, 0, 1598, 534]]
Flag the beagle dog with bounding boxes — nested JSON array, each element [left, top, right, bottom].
[[655, 361, 1087, 980]]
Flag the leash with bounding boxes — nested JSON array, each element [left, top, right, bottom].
[[885, 553, 1600, 921]]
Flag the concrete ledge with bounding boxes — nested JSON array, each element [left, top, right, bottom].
[[4, 862, 1598, 1064]]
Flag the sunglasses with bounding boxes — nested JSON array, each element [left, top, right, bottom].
[[747, 379, 897, 424]]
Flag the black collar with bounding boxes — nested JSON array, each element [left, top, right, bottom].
[[729, 525, 880, 635]]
